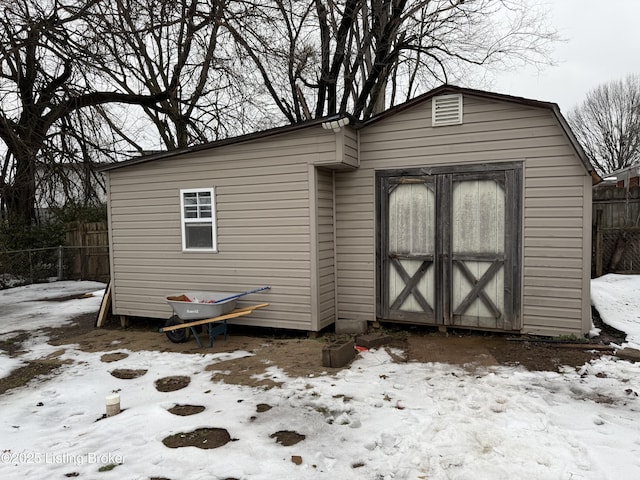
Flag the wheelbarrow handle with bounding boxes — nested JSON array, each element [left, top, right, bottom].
[[212, 286, 271, 303]]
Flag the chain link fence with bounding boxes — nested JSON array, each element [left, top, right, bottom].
[[0, 245, 109, 288], [593, 228, 640, 277]]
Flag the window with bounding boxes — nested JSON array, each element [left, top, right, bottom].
[[180, 188, 217, 251]]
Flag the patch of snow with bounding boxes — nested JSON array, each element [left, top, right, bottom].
[[591, 274, 640, 349], [0, 281, 105, 335], [0, 355, 24, 380]]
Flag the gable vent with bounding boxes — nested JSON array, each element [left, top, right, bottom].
[[432, 94, 463, 126]]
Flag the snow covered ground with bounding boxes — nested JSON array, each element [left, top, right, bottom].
[[591, 274, 640, 350], [0, 277, 639, 479]]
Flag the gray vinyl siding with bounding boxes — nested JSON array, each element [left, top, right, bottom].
[[523, 155, 591, 336], [107, 127, 336, 330], [315, 168, 336, 329], [315, 126, 359, 169], [343, 127, 359, 167], [335, 172, 375, 317], [335, 95, 591, 336]]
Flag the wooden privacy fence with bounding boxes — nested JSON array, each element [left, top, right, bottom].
[[64, 221, 110, 282], [1, 222, 109, 288], [592, 185, 640, 277]]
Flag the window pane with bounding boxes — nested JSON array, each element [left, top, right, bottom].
[[184, 205, 198, 218], [185, 223, 213, 249], [184, 191, 214, 219], [199, 206, 212, 218]]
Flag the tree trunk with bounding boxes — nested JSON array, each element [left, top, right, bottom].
[[3, 153, 37, 223]]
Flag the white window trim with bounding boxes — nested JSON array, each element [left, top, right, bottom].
[[180, 187, 218, 252]]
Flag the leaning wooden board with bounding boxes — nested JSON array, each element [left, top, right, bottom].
[[161, 302, 269, 348], [159, 303, 269, 332], [95, 280, 113, 328]]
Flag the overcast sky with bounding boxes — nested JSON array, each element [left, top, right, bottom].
[[490, 0, 639, 114]]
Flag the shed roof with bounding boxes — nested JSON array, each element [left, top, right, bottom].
[[100, 84, 597, 182], [99, 114, 345, 172], [364, 85, 597, 181]]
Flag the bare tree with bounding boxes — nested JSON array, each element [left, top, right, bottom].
[[91, 0, 265, 151], [223, 0, 558, 122], [34, 106, 122, 213], [568, 74, 640, 177], [0, 0, 561, 224], [0, 0, 173, 224]]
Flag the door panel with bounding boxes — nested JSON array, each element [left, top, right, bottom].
[[377, 164, 522, 332], [386, 179, 436, 323], [451, 178, 505, 329]]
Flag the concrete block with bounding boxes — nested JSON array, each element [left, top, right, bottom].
[[356, 333, 393, 350], [616, 348, 640, 362], [335, 318, 368, 335], [322, 340, 356, 368]]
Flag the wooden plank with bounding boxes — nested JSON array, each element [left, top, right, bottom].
[[438, 173, 451, 324], [161, 310, 253, 332], [595, 224, 604, 277], [160, 303, 270, 332], [95, 280, 112, 328]]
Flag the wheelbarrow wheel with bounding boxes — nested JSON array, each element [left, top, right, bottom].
[[165, 315, 191, 343]]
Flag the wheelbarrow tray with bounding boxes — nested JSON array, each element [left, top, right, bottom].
[[166, 291, 238, 320]]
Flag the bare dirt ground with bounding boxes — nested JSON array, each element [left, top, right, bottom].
[[0, 307, 625, 397], [57, 311, 624, 372]]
